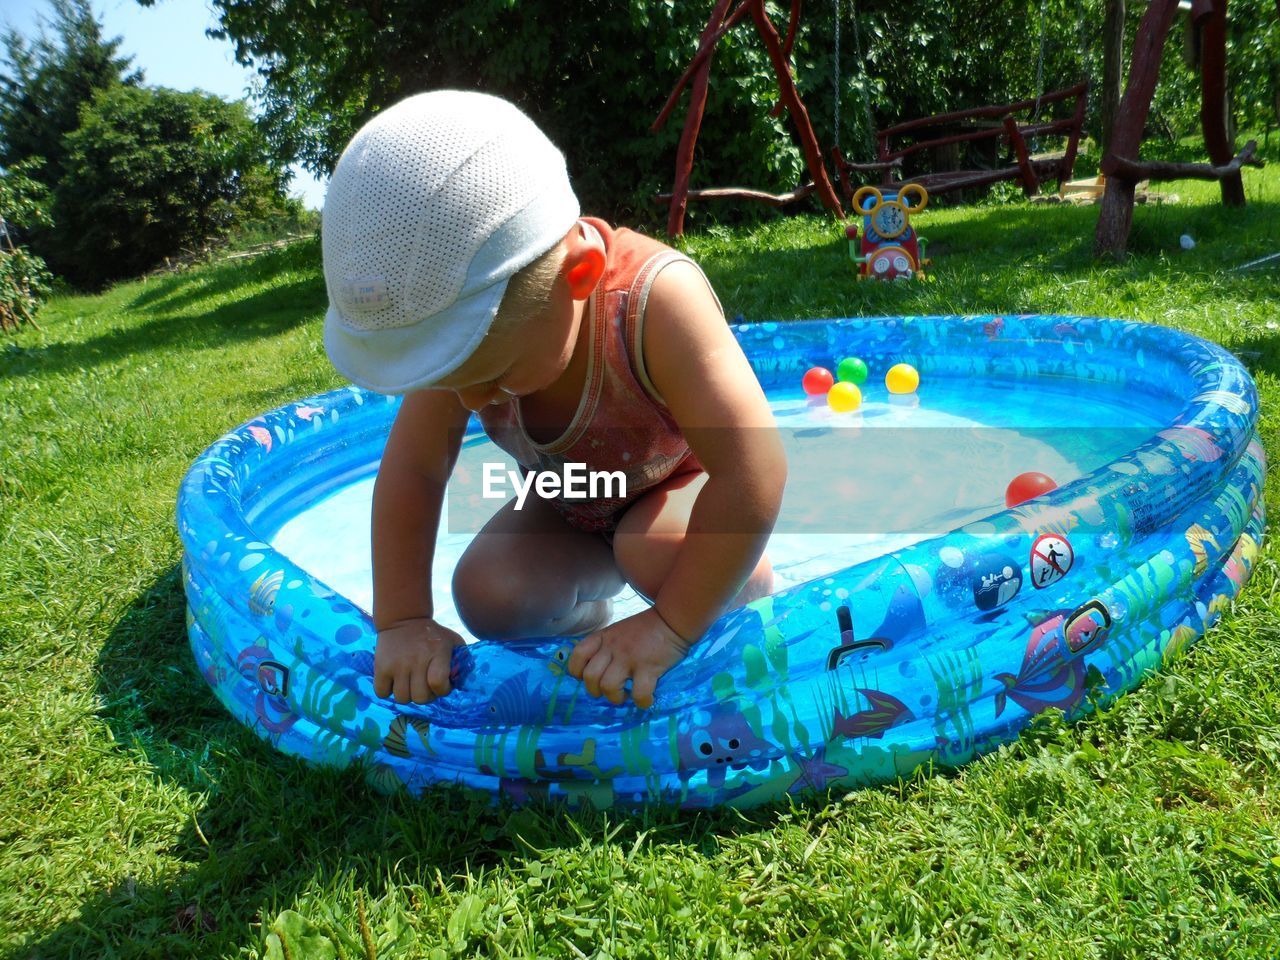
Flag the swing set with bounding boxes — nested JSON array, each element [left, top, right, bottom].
[[658, 0, 1268, 255], [654, 0, 1089, 237]]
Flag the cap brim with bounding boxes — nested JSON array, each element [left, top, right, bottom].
[[324, 279, 508, 394]]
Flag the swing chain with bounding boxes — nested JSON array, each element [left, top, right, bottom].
[[834, 0, 841, 152], [834, 0, 876, 160], [851, 0, 875, 158]]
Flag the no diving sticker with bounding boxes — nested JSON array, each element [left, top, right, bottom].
[[1030, 534, 1074, 589]]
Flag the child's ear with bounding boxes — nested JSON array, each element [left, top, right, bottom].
[[562, 238, 606, 300]]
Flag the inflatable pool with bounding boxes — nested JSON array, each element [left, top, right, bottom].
[[178, 314, 1265, 809]]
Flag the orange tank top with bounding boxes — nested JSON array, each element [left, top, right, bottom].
[[477, 218, 718, 533]]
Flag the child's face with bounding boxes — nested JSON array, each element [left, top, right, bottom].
[[430, 225, 604, 410], [432, 288, 578, 411]]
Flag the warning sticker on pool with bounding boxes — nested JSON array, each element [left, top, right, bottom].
[[1030, 534, 1074, 589]]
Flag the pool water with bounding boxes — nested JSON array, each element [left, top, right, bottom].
[[270, 374, 1174, 641]]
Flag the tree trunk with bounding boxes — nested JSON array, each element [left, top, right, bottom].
[[1094, 174, 1139, 260], [750, 0, 844, 220], [1095, 0, 1180, 259], [666, 0, 736, 237], [1101, 0, 1125, 160], [1200, 0, 1246, 206]]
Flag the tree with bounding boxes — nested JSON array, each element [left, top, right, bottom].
[[1094, 0, 1265, 259], [197, 0, 827, 220], [0, 0, 141, 188], [1, 2, 294, 288], [1230, 0, 1280, 136], [196, 0, 1105, 221], [50, 85, 286, 288], [1100, 0, 1125, 158], [200, 0, 1275, 226]]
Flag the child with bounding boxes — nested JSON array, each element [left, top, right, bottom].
[[322, 91, 785, 711]]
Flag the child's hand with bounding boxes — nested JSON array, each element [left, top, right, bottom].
[[374, 617, 465, 705], [567, 608, 691, 710]]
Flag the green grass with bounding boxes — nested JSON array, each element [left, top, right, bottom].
[[2, 157, 1279, 959]]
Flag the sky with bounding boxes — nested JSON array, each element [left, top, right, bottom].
[[2, 0, 329, 210]]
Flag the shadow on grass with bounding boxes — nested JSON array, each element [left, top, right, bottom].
[[922, 196, 1280, 267], [0, 243, 327, 384], [124, 238, 321, 315], [21, 567, 802, 958], [1219, 329, 1280, 383]]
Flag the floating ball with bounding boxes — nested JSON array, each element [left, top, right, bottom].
[[802, 366, 834, 396], [1005, 471, 1058, 508], [885, 363, 920, 394], [836, 357, 868, 385], [827, 381, 862, 413]]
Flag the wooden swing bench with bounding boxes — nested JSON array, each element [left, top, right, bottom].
[[836, 82, 1089, 200], [653, 0, 1088, 234], [657, 80, 1089, 233]]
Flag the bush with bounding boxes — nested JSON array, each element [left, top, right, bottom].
[[0, 246, 53, 332], [0, 158, 53, 332], [48, 85, 288, 288]]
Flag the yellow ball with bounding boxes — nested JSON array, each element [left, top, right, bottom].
[[827, 381, 863, 412], [885, 363, 920, 394]]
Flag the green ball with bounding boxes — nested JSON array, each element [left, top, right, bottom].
[[836, 357, 868, 384]]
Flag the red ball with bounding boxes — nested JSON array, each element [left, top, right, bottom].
[[803, 366, 835, 396], [1005, 472, 1058, 508]]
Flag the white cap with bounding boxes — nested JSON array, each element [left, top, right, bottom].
[[322, 90, 580, 394]]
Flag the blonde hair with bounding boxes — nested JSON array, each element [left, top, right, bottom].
[[493, 240, 568, 331]]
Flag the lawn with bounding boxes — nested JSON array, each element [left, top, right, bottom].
[[2, 153, 1279, 958]]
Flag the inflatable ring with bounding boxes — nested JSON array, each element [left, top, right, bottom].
[[179, 315, 1264, 810]]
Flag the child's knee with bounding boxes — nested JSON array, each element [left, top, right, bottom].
[[452, 548, 587, 639], [454, 578, 524, 639], [453, 554, 528, 638]]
